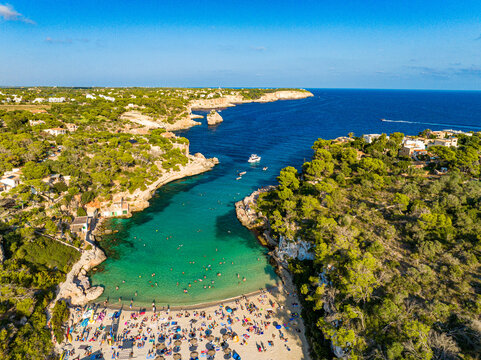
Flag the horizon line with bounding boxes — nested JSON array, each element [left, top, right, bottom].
[[1, 86, 481, 92]]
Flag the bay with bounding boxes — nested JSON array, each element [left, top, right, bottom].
[[90, 89, 481, 307]]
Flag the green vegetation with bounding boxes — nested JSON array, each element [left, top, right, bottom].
[[0, 86, 306, 358], [0, 223, 79, 359], [257, 132, 481, 359]]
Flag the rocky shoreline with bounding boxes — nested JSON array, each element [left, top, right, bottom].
[[53, 91, 310, 309], [121, 90, 313, 132], [119, 152, 219, 214], [50, 153, 218, 312], [235, 187, 312, 356], [190, 90, 313, 112]]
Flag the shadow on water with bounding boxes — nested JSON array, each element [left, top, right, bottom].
[[98, 168, 222, 254], [214, 207, 261, 251]]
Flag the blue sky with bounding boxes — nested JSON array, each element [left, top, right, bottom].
[[1, 0, 481, 89]]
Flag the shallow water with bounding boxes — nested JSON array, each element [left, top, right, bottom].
[[91, 89, 481, 306]]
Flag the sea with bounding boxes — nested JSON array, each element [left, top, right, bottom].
[[90, 89, 481, 307]]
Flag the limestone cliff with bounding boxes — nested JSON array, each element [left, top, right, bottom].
[[120, 111, 202, 131], [190, 90, 313, 110], [53, 245, 107, 306], [117, 153, 219, 214]]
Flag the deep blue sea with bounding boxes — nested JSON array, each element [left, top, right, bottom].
[[91, 89, 481, 307]]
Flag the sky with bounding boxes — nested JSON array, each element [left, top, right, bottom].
[[1, 0, 481, 89]]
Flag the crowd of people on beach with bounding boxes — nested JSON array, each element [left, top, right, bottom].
[[62, 289, 303, 360]]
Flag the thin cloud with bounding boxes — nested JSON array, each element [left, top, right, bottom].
[[250, 46, 266, 52], [0, 3, 34, 23], [476, 34, 481, 41], [408, 65, 481, 80], [45, 37, 90, 44]]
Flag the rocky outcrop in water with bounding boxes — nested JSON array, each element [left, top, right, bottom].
[[207, 110, 223, 126]]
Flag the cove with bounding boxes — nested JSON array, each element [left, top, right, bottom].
[[90, 89, 481, 307]]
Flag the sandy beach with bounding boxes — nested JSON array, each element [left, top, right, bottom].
[[59, 273, 310, 360]]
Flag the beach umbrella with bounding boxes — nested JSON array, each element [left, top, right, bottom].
[[190, 351, 199, 358], [174, 340, 182, 346], [225, 307, 232, 313], [207, 349, 216, 356], [233, 335, 239, 343], [223, 348, 231, 354], [275, 324, 282, 329], [173, 353, 182, 360], [155, 356, 165, 360], [189, 338, 198, 345], [222, 334, 230, 340], [207, 335, 214, 341], [157, 343, 166, 350]]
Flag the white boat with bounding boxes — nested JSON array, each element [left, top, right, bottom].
[[248, 154, 261, 163], [263, 167, 268, 171], [239, 171, 246, 176], [236, 176, 242, 180]]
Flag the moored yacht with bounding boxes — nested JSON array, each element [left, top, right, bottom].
[[248, 154, 261, 163]]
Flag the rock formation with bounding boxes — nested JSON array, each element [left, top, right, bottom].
[[0, 240, 5, 263], [54, 245, 107, 306], [207, 110, 223, 125]]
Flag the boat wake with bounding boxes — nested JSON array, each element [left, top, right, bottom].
[[382, 119, 481, 130]]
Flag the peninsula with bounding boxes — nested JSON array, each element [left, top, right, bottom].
[[236, 130, 481, 359]]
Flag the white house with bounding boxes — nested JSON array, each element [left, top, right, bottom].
[[102, 198, 130, 217], [0, 168, 22, 191], [399, 139, 426, 157], [362, 134, 383, 144], [429, 138, 458, 148], [86, 94, 96, 100], [99, 94, 115, 102], [32, 98, 45, 103], [44, 128, 67, 136], [66, 123, 78, 132], [48, 97, 66, 103], [70, 216, 91, 240], [29, 119, 46, 126]]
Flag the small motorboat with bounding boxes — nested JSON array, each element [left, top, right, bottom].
[[239, 171, 246, 176], [236, 177, 242, 180], [248, 154, 261, 163], [262, 167, 268, 171]]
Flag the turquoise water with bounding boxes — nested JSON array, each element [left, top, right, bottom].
[[91, 89, 481, 307]]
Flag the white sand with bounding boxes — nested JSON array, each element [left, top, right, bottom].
[[60, 279, 310, 360]]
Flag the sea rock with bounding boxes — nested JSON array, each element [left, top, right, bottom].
[[207, 110, 223, 125]]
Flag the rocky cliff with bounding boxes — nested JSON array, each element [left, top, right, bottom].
[[54, 245, 107, 306], [119, 153, 219, 214], [190, 90, 313, 111]]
